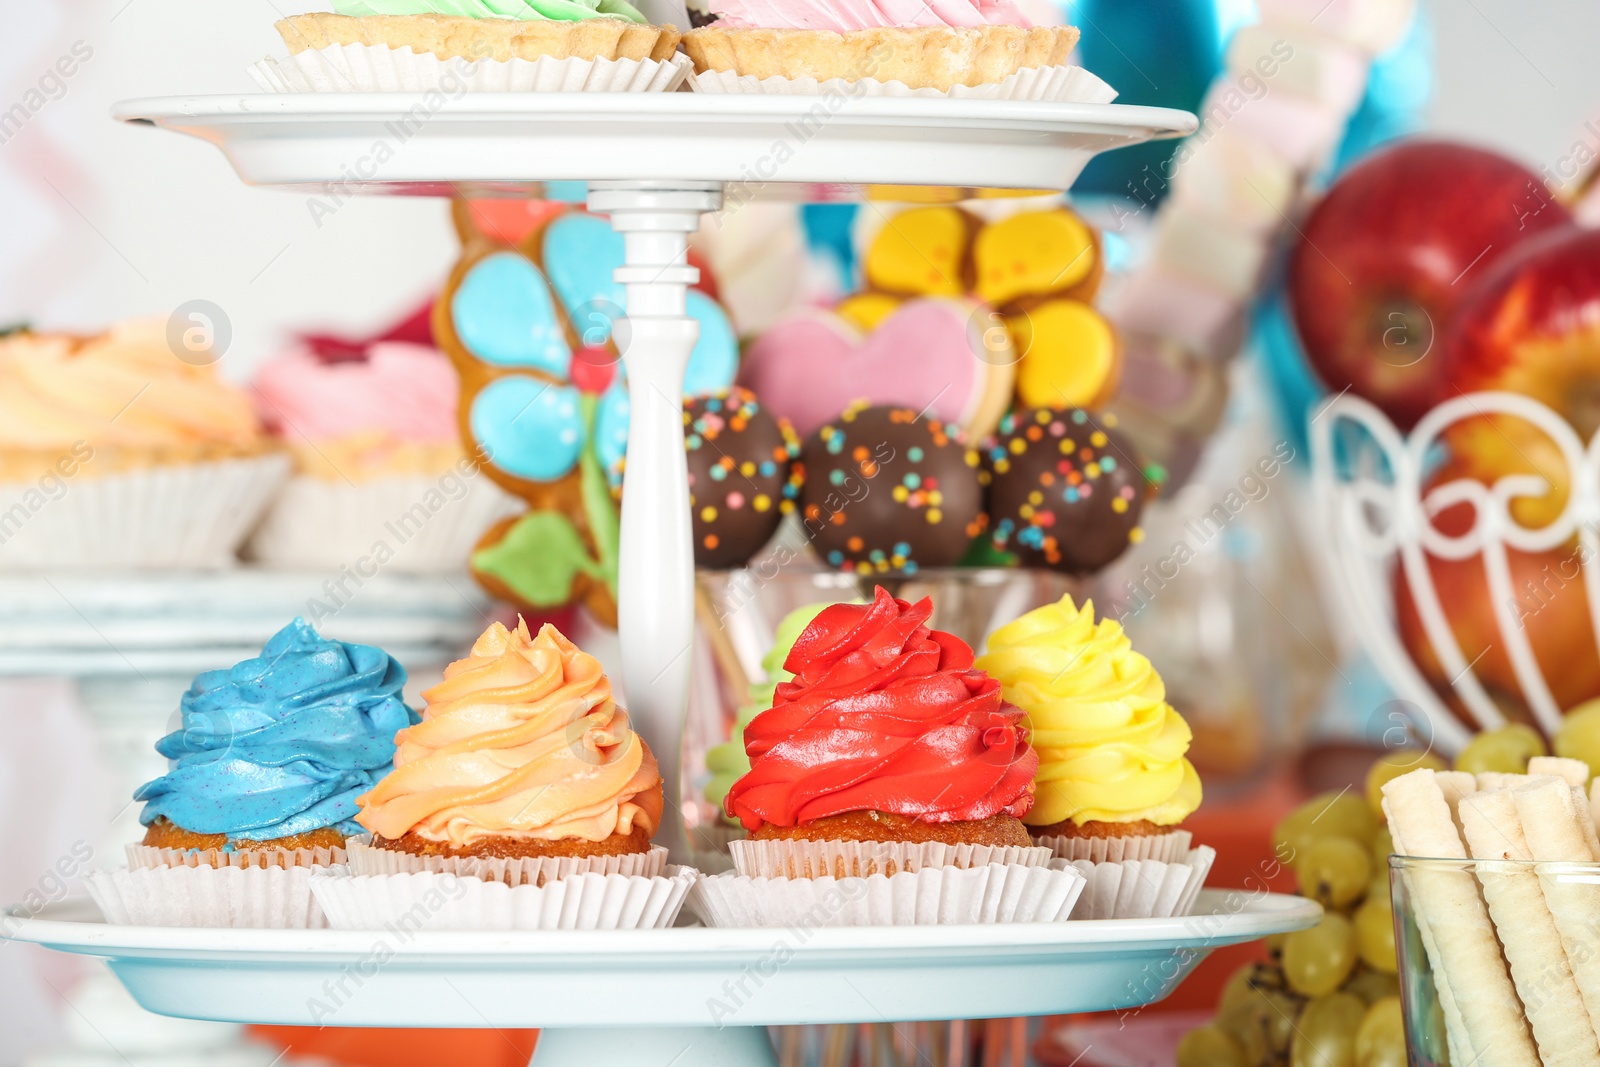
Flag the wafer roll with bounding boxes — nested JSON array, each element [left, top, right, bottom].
[[1461, 788, 1600, 1067], [1516, 776, 1600, 1043], [1383, 770, 1539, 1067], [1531, 757, 1592, 789]]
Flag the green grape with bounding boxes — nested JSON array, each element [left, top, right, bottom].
[[1298, 837, 1373, 909], [1364, 750, 1446, 815], [1291, 993, 1365, 1067], [1555, 698, 1600, 781], [1343, 968, 1400, 1005], [1284, 914, 1359, 997], [1355, 996, 1406, 1067], [1367, 866, 1391, 906], [1177, 1025, 1249, 1067], [1216, 965, 1302, 1060], [1217, 965, 1257, 1018], [1275, 792, 1378, 865], [1454, 723, 1547, 775], [1370, 827, 1394, 866], [1355, 896, 1398, 973], [1266, 931, 1288, 962]]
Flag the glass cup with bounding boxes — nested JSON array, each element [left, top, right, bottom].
[[1390, 855, 1600, 1066]]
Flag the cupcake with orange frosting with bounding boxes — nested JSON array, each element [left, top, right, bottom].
[[247, 329, 517, 572], [0, 320, 288, 568], [353, 616, 666, 876], [314, 618, 699, 930], [975, 596, 1214, 918]]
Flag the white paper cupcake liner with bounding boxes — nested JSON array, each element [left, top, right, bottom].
[[1033, 829, 1194, 864], [688, 862, 1086, 927], [729, 837, 1052, 879], [686, 63, 1116, 102], [85, 864, 329, 928], [1066, 846, 1216, 920], [250, 44, 692, 93], [0, 454, 290, 570], [127, 842, 347, 870], [311, 867, 699, 931], [245, 472, 521, 573], [346, 841, 668, 886]]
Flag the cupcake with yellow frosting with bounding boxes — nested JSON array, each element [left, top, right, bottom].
[[0, 321, 289, 569], [975, 595, 1214, 918], [312, 618, 698, 930]]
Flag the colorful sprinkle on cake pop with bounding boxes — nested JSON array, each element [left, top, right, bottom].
[[798, 403, 987, 575], [682, 388, 802, 568], [987, 407, 1148, 575]]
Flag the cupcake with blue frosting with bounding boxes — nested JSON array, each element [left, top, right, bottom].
[[136, 618, 417, 857], [86, 620, 417, 927]]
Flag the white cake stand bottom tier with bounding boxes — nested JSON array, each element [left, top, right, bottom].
[[7, 892, 1318, 1066]]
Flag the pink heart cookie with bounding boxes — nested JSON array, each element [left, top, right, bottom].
[[740, 297, 1014, 441]]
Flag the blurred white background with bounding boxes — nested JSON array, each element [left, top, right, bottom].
[[3, 0, 1600, 382]]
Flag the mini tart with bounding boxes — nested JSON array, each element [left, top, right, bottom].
[[1028, 817, 1172, 839], [751, 810, 1031, 848], [373, 821, 653, 859], [277, 13, 682, 63], [141, 816, 348, 854], [681, 24, 1080, 91]]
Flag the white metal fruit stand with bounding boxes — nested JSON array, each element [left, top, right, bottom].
[[1, 92, 1323, 1067]]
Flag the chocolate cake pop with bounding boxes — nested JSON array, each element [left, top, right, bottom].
[[987, 407, 1147, 575], [799, 403, 987, 574], [683, 388, 801, 569]]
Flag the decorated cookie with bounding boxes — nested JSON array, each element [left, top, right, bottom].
[[740, 297, 1015, 443], [673, 388, 802, 569], [849, 203, 1120, 412], [986, 407, 1150, 575], [798, 403, 987, 575], [438, 201, 739, 623]]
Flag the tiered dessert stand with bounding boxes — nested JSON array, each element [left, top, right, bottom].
[[4, 91, 1321, 1066]]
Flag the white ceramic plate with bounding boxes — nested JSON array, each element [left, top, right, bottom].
[[7, 891, 1317, 1028], [111, 94, 1196, 197]]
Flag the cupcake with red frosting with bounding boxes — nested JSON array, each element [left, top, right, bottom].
[[691, 587, 1088, 925], [726, 586, 1038, 857]]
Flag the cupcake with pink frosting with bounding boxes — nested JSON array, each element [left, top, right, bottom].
[[681, 0, 1100, 98], [247, 322, 517, 572]]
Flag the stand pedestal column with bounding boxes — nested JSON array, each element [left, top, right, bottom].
[[587, 181, 724, 865], [531, 1025, 778, 1067]]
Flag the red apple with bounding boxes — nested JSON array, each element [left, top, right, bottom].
[[1432, 226, 1600, 529], [1395, 540, 1600, 731], [1289, 140, 1571, 430]]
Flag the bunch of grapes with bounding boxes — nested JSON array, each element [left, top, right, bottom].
[[1179, 722, 1566, 1067], [1176, 754, 1428, 1067]]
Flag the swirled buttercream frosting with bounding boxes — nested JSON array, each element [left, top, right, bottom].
[[135, 619, 416, 843], [333, 0, 647, 24], [356, 619, 662, 845], [974, 596, 1201, 828], [725, 586, 1036, 832], [706, 0, 1033, 30], [0, 321, 262, 452]]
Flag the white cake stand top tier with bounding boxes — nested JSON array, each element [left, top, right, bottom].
[[112, 94, 1196, 196]]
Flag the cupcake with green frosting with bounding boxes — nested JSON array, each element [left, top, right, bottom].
[[704, 602, 830, 826], [261, 0, 685, 93]]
